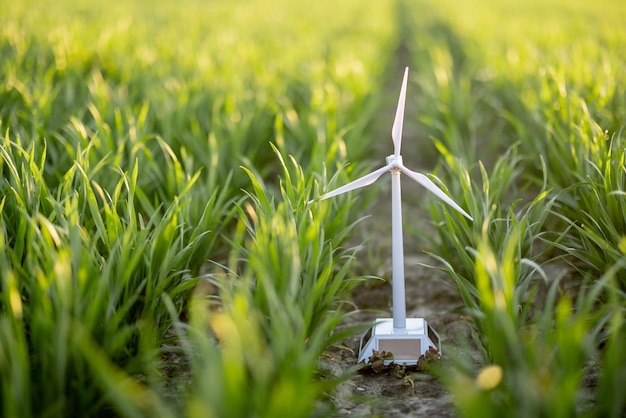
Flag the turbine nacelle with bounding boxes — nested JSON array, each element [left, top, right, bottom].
[[386, 155, 402, 171]]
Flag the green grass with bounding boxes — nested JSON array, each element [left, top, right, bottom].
[[401, 0, 626, 416], [172, 150, 369, 417], [1, 0, 625, 416], [0, 128, 234, 415], [1, 0, 396, 415]]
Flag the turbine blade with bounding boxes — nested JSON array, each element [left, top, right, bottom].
[[401, 166, 473, 221], [314, 165, 390, 202], [392, 67, 409, 157]]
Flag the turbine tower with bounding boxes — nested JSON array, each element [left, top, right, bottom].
[[311, 67, 472, 365]]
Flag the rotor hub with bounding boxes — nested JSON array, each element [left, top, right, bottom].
[[386, 154, 403, 171]]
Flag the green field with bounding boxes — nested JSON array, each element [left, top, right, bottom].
[[1, 0, 625, 416]]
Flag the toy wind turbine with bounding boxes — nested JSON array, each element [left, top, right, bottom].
[[311, 67, 472, 365]]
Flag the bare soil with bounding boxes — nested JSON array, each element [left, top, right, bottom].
[[322, 263, 473, 418]]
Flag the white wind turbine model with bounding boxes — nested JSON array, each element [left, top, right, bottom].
[[311, 67, 472, 365]]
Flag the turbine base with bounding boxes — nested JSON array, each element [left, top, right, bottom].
[[357, 318, 441, 365]]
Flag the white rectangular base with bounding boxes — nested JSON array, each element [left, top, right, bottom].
[[357, 318, 441, 365]]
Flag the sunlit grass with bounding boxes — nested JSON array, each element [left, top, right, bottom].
[[0, 0, 398, 415], [1, 0, 625, 416], [403, 0, 626, 416]]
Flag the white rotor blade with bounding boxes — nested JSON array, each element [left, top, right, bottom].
[[314, 165, 390, 202], [391, 67, 409, 157], [401, 166, 473, 220]]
